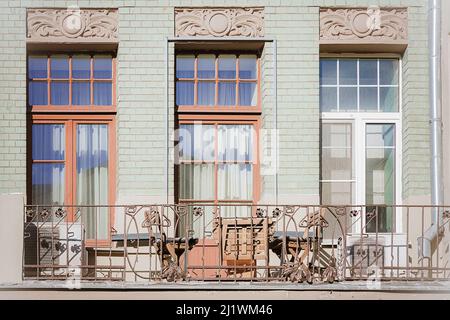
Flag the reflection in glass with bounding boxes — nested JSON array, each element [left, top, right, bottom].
[[29, 81, 48, 105], [72, 82, 90, 105], [218, 82, 236, 105], [320, 87, 337, 112], [93, 56, 112, 79], [239, 55, 257, 79], [197, 55, 215, 79], [176, 81, 194, 105], [339, 60, 357, 85], [32, 163, 65, 206], [93, 82, 112, 105], [218, 125, 253, 162], [380, 59, 398, 85], [359, 60, 378, 85], [320, 59, 337, 85], [72, 55, 90, 79], [380, 87, 398, 112], [339, 87, 357, 110], [179, 124, 215, 161], [28, 56, 47, 79], [32, 124, 65, 160], [176, 55, 195, 78], [360, 87, 378, 111], [218, 55, 236, 79], [51, 56, 69, 78], [51, 81, 69, 105], [239, 82, 257, 106], [198, 82, 215, 105]]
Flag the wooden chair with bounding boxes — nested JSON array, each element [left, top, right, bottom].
[[213, 216, 274, 279]]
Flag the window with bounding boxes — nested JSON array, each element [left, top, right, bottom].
[[320, 58, 399, 112], [28, 53, 116, 244], [320, 57, 401, 233], [176, 54, 259, 112], [175, 52, 261, 235], [28, 55, 115, 111]]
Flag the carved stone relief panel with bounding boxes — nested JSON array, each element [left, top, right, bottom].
[[27, 8, 118, 43], [175, 8, 264, 38], [320, 7, 407, 42]]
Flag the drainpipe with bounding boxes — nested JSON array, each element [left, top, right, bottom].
[[418, 0, 444, 263]]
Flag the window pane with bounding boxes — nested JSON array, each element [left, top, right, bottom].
[[218, 55, 236, 79], [218, 82, 236, 105], [51, 81, 69, 105], [360, 87, 378, 111], [93, 82, 112, 105], [93, 56, 112, 79], [28, 56, 47, 79], [32, 163, 65, 206], [179, 124, 215, 161], [72, 82, 90, 105], [198, 82, 215, 105], [239, 82, 257, 106], [29, 81, 48, 105], [32, 124, 65, 160], [72, 55, 90, 79], [380, 87, 398, 112], [321, 123, 353, 181], [320, 87, 337, 112], [320, 59, 337, 85], [76, 124, 109, 239], [218, 125, 253, 162], [197, 55, 215, 79], [50, 56, 69, 78], [176, 55, 195, 78], [339, 60, 357, 85], [218, 164, 252, 200], [239, 55, 257, 79], [359, 60, 378, 85], [339, 87, 357, 111], [321, 182, 353, 205], [366, 124, 395, 147], [179, 164, 214, 200], [380, 59, 398, 85], [176, 81, 194, 105]]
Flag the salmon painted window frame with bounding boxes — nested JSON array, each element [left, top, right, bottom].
[[27, 51, 117, 247], [177, 115, 261, 208], [27, 54, 116, 113], [176, 53, 261, 114]]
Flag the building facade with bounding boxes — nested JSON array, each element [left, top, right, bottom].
[[0, 0, 448, 285]]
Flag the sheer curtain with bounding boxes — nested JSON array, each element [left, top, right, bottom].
[[32, 124, 65, 207], [218, 125, 253, 217], [77, 124, 109, 240]]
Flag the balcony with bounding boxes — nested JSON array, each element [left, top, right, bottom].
[[22, 204, 450, 284]]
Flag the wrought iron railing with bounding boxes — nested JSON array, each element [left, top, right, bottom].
[[23, 204, 450, 283]]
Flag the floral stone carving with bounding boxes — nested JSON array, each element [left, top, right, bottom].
[[175, 8, 264, 38]]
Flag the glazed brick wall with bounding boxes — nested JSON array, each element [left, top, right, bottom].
[[0, 0, 431, 204]]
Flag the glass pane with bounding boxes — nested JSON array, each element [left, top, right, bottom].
[[76, 124, 109, 239], [339, 60, 357, 85], [321, 182, 353, 205], [366, 206, 394, 233], [360, 87, 378, 111], [218, 82, 236, 105], [198, 82, 215, 105], [366, 124, 395, 147], [32, 163, 65, 206], [50, 56, 69, 78], [339, 87, 357, 111], [380, 87, 398, 112], [197, 55, 215, 79], [380, 59, 399, 85], [93, 82, 112, 105], [239, 82, 257, 106], [218, 164, 252, 200], [93, 56, 112, 79], [51, 81, 69, 105], [320, 87, 337, 112], [321, 123, 352, 148], [239, 55, 257, 79], [176, 81, 194, 105], [321, 123, 352, 181], [320, 59, 337, 85], [32, 124, 65, 160], [218, 55, 236, 79], [218, 125, 253, 162], [28, 56, 47, 79], [359, 60, 378, 85], [179, 124, 215, 161], [176, 55, 195, 78], [29, 81, 48, 105], [72, 55, 90, 79], [72, 82, 90, 105], [179, 164, 214, 200]]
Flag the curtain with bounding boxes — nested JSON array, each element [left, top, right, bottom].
[[72, 82, 90, 105], [51, 81, 69, 105], [198, 82, 215, 105], [238, 82, 256, 106], [29, 81, 48, 105], [218, 82, 236, 105], [176, 81, 194, 105], [93, 82, 112, 106], [77, 124, 109, 240], [32, 124, 65, 220]]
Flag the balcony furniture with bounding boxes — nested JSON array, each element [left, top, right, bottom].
[[213, 216, 274, 278]]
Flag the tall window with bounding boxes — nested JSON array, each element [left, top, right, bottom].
[[28, 54, 116, 242], [176, 52, 261, 231], [320, 58, 400, 233]]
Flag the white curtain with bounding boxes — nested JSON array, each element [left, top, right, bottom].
[[77, 124, 109, 240]]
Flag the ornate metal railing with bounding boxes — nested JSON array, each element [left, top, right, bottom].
[[23, 204, 450, 283]]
